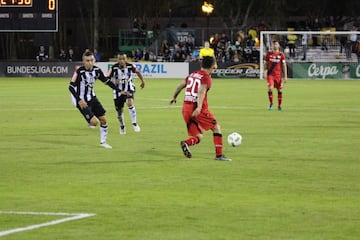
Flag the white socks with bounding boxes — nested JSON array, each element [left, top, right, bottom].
[[128, 106, 137, 125], [117, 112, 125, 127], [100, 124, 108, 143]]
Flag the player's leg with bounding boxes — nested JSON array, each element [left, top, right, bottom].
[[185, 120, 203, 146], [92, 98, 112, 148], [87, 113, 98, 129], [195, 109, 231, 161], [275, 80, 284, 111], [211, 124, 231, 161], [89, 116, 99, 127], [267, 76, 274, 110], [180, 121, 202, 159], [126, 93, 140, 132], [117, 108, 126, 134], [115, 96, 126, 134], [98, 115, 112, 149], [179, 107, 202, 158], [277, 89, 283, 110], [77, 105, 98, 127]]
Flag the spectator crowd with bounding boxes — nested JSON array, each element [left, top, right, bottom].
[[35, 17, 359, 64]]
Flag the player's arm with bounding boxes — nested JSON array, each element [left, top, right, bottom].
[[213, 55, 218, 69], [135, 68, 145, 89], [99, 69, 118, 90], [210, 49, 218, 69], [69, 70, 87, 109], [170, 81, 186, 104], [264, 61, 267, 77], [263, 59, 268, 79], [107, 67, 113, 80], [282, 57, 288, 83], [282, 62, 287, 83], [68, 71, 79, 101], [192, 83, 207, 117]]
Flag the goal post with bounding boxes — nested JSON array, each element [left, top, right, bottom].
[[259, 30, 360, 79]]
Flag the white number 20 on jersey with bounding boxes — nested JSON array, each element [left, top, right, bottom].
[[185, 76, 201, 102]]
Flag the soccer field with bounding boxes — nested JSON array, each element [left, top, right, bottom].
[[0, 77, 359, 239]]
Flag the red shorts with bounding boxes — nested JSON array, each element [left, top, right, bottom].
[[267, 75, 283, 90], [182, 103, 217, 136]]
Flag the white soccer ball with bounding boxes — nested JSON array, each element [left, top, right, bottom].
[[227, 132, 242, 147]]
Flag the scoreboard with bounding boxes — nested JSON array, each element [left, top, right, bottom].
[[0, 0, 58, 32]]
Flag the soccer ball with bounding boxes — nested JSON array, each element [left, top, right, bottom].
[[227, 132, 242, 147]]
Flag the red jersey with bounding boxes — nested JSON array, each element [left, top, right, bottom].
[[182, 70, 216, 136], [265, 51, 286, 77], [183, 70, 211, 110]]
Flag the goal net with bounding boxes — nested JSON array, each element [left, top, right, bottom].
[[259, 30, 360, 79]]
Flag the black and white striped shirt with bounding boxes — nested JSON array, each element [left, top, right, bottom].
[[108, 62, 138, 98], [69, 65, 115, 104]]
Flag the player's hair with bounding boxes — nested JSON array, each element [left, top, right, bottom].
[[118, 52, 127, 58], [201, 56, 214, 69], [82, 50, 94, 59]]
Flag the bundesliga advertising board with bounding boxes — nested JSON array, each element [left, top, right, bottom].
[[0, 62, 189, 78]]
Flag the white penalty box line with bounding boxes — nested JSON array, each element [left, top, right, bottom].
[[0, 211, 96, 237]]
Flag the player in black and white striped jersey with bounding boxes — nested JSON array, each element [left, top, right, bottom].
[[69, 51, 118, 149], [108, 52, 145, 134]]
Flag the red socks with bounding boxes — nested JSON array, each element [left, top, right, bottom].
[[213, 133, 223, 157], [278, 91, 282, 107], [183, 134, 223, 157], [268, 91, 273, 105], [268, 90, 282, 107], [185, 136, 200, 146]]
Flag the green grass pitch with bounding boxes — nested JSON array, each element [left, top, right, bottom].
[[0, 77, 359, 239]]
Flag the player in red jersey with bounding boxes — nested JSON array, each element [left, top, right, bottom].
[[264, 40, 288, 110], [170, 56, 231, 161]]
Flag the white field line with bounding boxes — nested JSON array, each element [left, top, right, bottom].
[[0, 211, 96, 237]]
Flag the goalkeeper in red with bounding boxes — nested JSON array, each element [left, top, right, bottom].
[[264, 40, 287, 110], [170, 56, 231, 161]]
